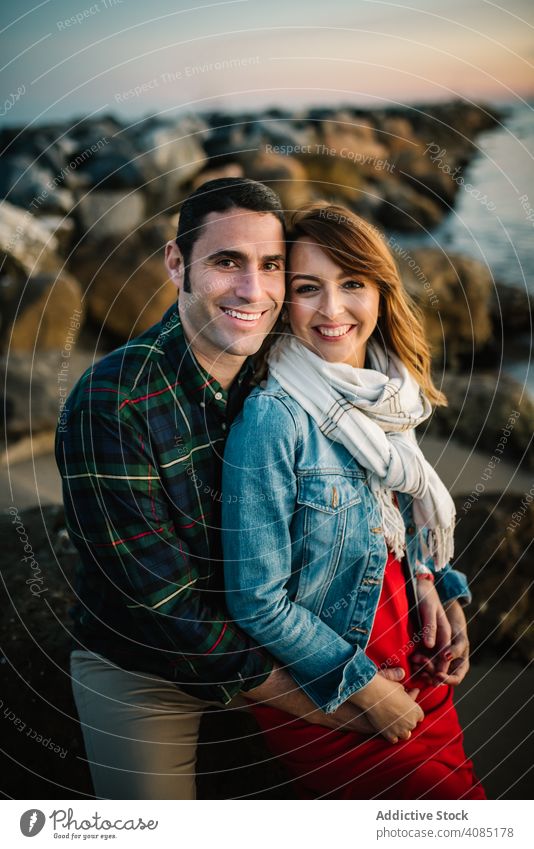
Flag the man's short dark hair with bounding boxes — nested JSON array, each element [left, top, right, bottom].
[[175, 177, 285, 292]]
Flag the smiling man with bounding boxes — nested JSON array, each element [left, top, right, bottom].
[[56, 178, 378, 800]]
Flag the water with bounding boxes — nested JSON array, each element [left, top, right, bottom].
[[395, 101, 533, 393]]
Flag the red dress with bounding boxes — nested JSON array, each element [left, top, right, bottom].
[[252, 551, 486, 799]]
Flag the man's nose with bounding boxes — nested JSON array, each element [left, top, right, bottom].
[[234, 268, 265, 302]]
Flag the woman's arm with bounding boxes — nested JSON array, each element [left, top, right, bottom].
[[222, 392, 377, 714]]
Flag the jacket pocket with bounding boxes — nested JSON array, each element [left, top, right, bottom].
[[293, 472, 364, 613]]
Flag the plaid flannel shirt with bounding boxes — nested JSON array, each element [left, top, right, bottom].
[[55, 302, 273, 704]]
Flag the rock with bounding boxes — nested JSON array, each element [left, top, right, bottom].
[[491, 281, 532, 335], [76, 189, 146, 242], [452, 492, 533, 663], [0, 271, 84, 353], [33, 215, 75, 255], [0, 350, 94, 439], [71, 217, 177, 340], [233, 151, 313, 211], [0, 503, 293, 798], [376, 179, 444, 231], [299, 153, 365, 209], [395, 248, 493, 364], [0, 201, 62, 277], [192, 163, 244, 189], [321, 114, 390, 163], [429, 372, 534, 470], [391, 147, 459, 207], [128, 118, 207, 210], [0, 155, 75, 214]]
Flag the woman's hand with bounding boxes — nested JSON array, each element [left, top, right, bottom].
[[411, 598, 470, 686], [411, 579, 452, 683], [435, 600, 470, 685], [415, 577, 452, 656], [349, 673, 424, 744]]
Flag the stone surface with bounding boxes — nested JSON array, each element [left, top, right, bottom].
[[396, 248, 493, 365], [0, 349, 94, 439], [0, 201, 61, 277], [452, 492, 534, 663], [76, 189, 146, 242], [1, 271, 83, 353], [72, 217, 177, 340], [429, 372, 534, 470]]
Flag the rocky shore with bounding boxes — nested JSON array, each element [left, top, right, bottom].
[[1, 99, 532, 799]]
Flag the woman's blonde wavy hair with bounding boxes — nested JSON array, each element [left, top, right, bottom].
[[265, 201, 446, 407]]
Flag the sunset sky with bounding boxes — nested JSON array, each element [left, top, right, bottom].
[[1, 0, 533, 127]]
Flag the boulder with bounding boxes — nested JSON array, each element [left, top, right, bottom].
[[490, 281, 532, 336], [0, 349, 94, 439], [0, 155, 75, 214], [71, 217, 177, 340], [0, 201, 62, 277], [76, 189, 146, 242], [1, 270, 84, 353], [452, 492, 533, 663], [428, 372, 534, 469], [395, 248, 493, 364], [376, 179, 444, 231], [0, 504, 293, 798]]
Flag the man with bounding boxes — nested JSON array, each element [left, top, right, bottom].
[[56, 178, 387, 800]]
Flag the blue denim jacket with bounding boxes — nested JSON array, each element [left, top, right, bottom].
[[222, 376, 470, 714]]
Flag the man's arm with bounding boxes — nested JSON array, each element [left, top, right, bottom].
[[56, 406, 273, 701]]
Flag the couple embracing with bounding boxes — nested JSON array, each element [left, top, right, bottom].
[[56, 178, 486, 800]]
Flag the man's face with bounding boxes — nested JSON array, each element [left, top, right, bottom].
[[166, 209, 285, 365]]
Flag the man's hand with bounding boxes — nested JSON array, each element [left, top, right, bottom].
[[412, 598, 470, 686], [243, 664, 408, 734]]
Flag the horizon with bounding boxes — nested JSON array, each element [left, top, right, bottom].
[[1, 0, 533, 132]]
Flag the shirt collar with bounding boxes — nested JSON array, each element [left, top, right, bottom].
[[159, 302, 253, 416]]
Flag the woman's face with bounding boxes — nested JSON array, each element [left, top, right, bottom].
[[287, 238, 381, 367]]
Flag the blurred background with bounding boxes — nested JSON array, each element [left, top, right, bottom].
[[0, 0, 533, 800]]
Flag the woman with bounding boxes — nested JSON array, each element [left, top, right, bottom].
[[221, 203, 485, 799]]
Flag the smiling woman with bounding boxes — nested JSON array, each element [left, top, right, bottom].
[[222, 202, 486, 800]]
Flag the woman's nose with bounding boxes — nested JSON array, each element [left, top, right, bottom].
[[319, 287, 344, 319]]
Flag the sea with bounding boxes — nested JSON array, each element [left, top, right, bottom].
[[394, 100, 533, 395]]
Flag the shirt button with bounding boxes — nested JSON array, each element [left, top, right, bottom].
[[214, 391, 223, 401], [199, 401, 205, 408], [221, 422, 227, 431]]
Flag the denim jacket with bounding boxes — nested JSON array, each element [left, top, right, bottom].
[[221, 376, 470, 714]]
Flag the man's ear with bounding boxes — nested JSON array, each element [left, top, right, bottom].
[[165, 241, 184, 292]]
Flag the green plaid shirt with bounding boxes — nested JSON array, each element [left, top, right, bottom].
[[55, 302, 273, 703]]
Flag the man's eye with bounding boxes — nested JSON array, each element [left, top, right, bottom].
[[264, 262, 282, 271], [218, 259, 238, 268]]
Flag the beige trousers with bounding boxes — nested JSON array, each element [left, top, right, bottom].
[[70, 649, 248, 800]]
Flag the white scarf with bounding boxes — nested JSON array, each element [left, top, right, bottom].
[[268, 334, 455, 569]]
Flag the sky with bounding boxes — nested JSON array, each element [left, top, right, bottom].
[[1, 0, 533, 127]]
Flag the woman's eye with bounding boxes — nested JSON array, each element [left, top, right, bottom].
[[295, 284, 319, 294], [343, 280, 364, 289]]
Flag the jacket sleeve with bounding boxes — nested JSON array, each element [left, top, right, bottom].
[[55, 407, 273, 701], [222, 393, 377, 714], [428, 560, 472, 606]]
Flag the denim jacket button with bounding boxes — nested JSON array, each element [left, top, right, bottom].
[[407, 524, 416, 534], [371, 526, 382, 534]]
